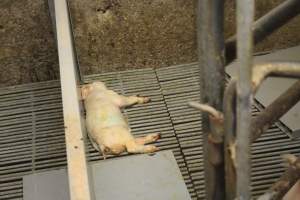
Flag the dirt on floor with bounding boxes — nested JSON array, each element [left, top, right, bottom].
[[0, 0, 59, 87], [1, 0, 300, 87]]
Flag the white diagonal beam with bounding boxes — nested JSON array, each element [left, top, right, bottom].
[[53, 0, 93, 199]]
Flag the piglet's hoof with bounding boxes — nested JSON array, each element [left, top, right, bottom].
[[146, 145, 159, 153], [143, 97, 151, 103], [147, 133, 160, 141], [147, 146, 159, 156], [155, 133, 161, 140], [136, 94, 151, 103]]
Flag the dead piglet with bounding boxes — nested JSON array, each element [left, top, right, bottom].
[[81, 81, 160, 159]]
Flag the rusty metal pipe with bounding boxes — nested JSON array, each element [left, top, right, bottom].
[[251, 80, 300, 143], [226, 0, 300, 64], [252, 62, 300, 93], [223, 78, 300, 144], [223, 65, 300, 199], [196, 0, 226, 199], [236, 0, 254, 198], [223, 80, 237, 200], [257, 155, 300, 200]]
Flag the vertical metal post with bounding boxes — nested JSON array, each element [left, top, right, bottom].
[[53, 0, 94, 199], [224, 80, 237, 200], [236, 0, 254, 199], [196, 0, 226, 199]]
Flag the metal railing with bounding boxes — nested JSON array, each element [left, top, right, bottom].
[[194, 0, 300, 199]]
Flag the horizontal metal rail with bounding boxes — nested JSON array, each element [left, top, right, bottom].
[[252, 62, 300, 93], [251, 80, 300, 143], [226, 0, 300, 64]]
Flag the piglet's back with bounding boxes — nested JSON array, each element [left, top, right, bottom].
[[84, 91, 127, 130]]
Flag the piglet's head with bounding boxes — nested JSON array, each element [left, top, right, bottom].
[[80, 81, 107, 100], [92, 81, 107, 90]]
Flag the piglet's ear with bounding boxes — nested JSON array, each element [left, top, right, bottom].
[[81, 84, 92, 100]]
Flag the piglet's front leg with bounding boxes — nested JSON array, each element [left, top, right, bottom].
[[120, 95, 151, 107]]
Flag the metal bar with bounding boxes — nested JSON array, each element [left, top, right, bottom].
[[226, 0, 300, 64], [53, 0, 94, 200], [223, 80, 237, 200], [196, 0, 226, 199], [47, 0, 56, 40], [224, 64, 300, 199], [252, 62, 300, 93], [257, 155, 300, 200], [251, 80, 300, 143], [65, 0, 84, 84], [236, 0, 254, 199]]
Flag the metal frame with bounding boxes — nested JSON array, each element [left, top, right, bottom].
[[48, 0, 300, 199], [196, 0, 226, 199], [251, 80, 300, 142], [225, 0, 300, 64], [196, 0, 300, 199], [52, 0, 93, 200], [258, 155, 300, 200], [235, 1, 255, 198], [223, 80, 237, 200]]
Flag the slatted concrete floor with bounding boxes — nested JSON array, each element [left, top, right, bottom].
[[0, 63, 299, 199]]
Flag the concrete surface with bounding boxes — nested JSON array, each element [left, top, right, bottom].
[[23, 151, 191, 200], [1, 0, 300, 86]]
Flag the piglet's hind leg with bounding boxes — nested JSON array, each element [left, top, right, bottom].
[[100, 145, 108, 160], [126, 142, 158, 154], [88, 134, 100, 151], [135, 133, 160, 145]]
